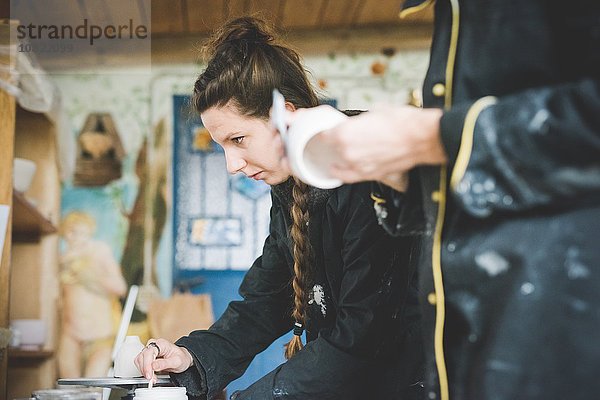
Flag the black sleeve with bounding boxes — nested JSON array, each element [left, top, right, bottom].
[[231, 183, 415, 399], [171, 201, 294, 399], [440, 78, 600, 217]]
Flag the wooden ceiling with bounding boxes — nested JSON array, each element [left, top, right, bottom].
[[9, 0, 433, 68], [150, 0, 433, 36]]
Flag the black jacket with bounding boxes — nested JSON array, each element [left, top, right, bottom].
[[376, 1, 600, 399], [172, 181, 423, 399]]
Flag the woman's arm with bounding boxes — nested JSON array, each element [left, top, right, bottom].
[[170, 201, 295, 399]]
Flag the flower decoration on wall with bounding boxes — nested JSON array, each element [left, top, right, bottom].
[[370, 61, 386, 76], [370, 47, 397, 77]]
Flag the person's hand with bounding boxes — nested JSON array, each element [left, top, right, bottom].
[[134, 338, 194, 384], [380, 171, 410, 192], [317, 105, 446, 183]]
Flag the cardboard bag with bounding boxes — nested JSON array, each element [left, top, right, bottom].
[[147, 292, 214, 342]]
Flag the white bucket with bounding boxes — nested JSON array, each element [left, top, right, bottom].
[[134, 387, 187, 400]]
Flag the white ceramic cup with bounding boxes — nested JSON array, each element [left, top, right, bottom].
[[285, 106, 347, 189], [13, 157, 37, 193], [114, 335, 145, 378]]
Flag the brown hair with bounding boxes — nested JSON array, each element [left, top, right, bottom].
[[192, 16, 318, 359]]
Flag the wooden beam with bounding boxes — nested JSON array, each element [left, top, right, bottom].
[[356, 0, 404, 24], [319, 0, 362, 29], [186, 0, 227, 33], [151, 0, 185, 33], [0, 1, 9, 20], [281, 0, 324, 29], [0, 18, 17, 400], [150, 22, 432, 64]]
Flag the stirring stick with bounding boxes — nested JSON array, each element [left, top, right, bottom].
[[148, 348, 157, 389]]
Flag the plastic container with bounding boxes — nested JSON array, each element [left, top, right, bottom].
[[134, 387, 187, 400]]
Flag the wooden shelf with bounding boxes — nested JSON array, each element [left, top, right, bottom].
[[8, 348, 54, 360], [12, 191, 57, 242]]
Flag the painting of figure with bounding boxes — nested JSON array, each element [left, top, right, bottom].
[[57, 211, 127, 378]]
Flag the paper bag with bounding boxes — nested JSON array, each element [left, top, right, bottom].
[[147, 292, 214, 342]]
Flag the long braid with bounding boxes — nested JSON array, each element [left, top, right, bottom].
[[285, 177, 312, 359]]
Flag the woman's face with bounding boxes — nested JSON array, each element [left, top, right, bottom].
[[201, 102, 291, 186]]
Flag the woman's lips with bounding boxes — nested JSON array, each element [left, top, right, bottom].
[[248, 171, 263, 180]]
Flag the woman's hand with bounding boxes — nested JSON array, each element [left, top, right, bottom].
[[134, 338, 194, 384]]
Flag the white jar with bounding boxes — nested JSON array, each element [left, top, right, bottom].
[[114, 335, 145, 378], [134, 387, 187, 400]]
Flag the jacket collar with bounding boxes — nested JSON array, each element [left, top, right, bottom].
[[272, 178, 334, 212]]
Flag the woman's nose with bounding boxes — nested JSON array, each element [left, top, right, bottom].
[[225, 152, 246, 174]]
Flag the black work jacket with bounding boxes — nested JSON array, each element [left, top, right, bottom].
[[172, 181, 423, 399], [375, 1, 600, 399]]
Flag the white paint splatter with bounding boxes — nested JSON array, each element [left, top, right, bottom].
[[521, 282, 535, 295], [528, 109, 550, 134], [475, 251, 510, 277], [565, 247, 591, 280]]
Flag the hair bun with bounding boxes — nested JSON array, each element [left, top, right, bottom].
[[223, 17, 274, 44], [202, 16, 276, 59]]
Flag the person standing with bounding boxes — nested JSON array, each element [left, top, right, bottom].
[[302, 1, 600, 399]]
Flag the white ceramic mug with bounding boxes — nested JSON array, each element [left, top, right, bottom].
[[285, 106, 347, 189]]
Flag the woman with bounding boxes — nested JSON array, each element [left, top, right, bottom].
[[136, 17, 423, 400]]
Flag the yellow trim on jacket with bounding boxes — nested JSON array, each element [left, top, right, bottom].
[[433, 1, 461, 399], [399, 0, 435, 19], [431, 165, 449, 400], [449, 96, 498, 190]]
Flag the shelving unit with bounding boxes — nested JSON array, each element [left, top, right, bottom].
[[6, 107, 61, 400], [1, 19, 62, 400], [12, 191, 58, 242], [8, 348, 54, 360]]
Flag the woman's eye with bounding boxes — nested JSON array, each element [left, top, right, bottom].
[[232, 136, 244, 144]]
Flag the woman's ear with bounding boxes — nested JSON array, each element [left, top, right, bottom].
[[284, 101, 296, 112]]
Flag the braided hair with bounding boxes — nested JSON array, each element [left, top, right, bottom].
[[192, 16, 318, 359]]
